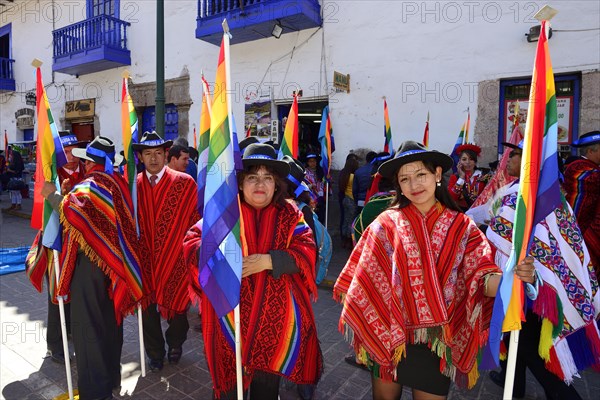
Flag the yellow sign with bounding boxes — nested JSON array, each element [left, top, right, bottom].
[[333, 71, 350, 93], [65, 99, 95, 120]]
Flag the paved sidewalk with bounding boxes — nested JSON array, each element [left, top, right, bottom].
[[1, 191, 598, 399]]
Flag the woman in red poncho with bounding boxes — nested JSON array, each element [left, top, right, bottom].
[[448, 143, 487, 211], [184, 143, 322, 399], [334, 140, 536, 400]]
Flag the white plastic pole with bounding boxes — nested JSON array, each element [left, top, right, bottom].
[[138, 304, 146, 377], [53, 250, 74, 400], [503, 330, 520, 399]]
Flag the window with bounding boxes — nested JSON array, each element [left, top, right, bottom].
[[87, 0, 119, 18], [0, 23, 12, 81], [499, 74, 580, 153]]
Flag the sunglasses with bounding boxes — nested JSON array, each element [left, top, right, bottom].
[[509, 150, 522, 158]]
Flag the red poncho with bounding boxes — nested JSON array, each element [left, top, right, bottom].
[[183, 200, 323, 397], [137, 168, 199, 318], [335, 203, 500, 388]]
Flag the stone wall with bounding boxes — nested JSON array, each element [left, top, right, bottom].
[[473, 79, 500, 166], [581, 70, 600, 134]]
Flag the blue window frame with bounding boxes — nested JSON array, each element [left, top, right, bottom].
[[0, 23, 13, 81], [87, 0, 119, 18], [142, 104, 179, 141], [499, 74, 581, 155]]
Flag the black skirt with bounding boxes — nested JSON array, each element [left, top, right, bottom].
[[384, 344, 452, 396]]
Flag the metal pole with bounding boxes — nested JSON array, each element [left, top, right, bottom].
[[155, 0, 165, 138]]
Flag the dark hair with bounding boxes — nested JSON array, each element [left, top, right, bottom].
[[365, 151, 377, 163], [343, 155, 359, 172], [168, 145, 189, 162], [389, 160, 462, 212], [237, 164, 288, 206], [459, 149, 478, 163]]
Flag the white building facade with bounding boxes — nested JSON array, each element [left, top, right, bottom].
[[1, 0, 598, 168]]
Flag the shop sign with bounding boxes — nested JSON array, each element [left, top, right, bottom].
[[66, 99, 95, 120]]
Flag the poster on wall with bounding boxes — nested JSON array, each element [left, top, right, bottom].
[[244, 101, 271, 138], [504, 97, 573, 144]]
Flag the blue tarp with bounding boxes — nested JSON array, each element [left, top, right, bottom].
[[0, 247, 29, 276]]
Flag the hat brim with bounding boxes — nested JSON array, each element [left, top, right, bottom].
[[378, 151, 454, 179], [501, 142, 521, 150], [71, 147, 95, 162], [242, 159, 290, 178], [132, 140, 173, 151]]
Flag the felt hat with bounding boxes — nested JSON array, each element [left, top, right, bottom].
[[242, 143, 290, 177], [501, 140, 524, 150], [59, 130, 88, 148], [572, 131, 600, 147], [132, 131, 173, 151], [72, 136, 116, 168], [238, 136, 260, 154], [378, 140, 454, 178], [282, 155, 308, 197]]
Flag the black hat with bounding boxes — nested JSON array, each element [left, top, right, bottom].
[[242, 143, 290, 177], [282, 155, 306, 191], [501, 140, 524, 150], [72, 136, 116, 172], [115, 150, 126, 168], [304, 152, 321, 162], [572, 131, 600, 147], [370, 151, 393, 167], [132, 131, 173, 151], [378, 140, 453, 178], [239, 136, 260, 154], [187, 146, 199, 161], [59, 130, 88, 148]]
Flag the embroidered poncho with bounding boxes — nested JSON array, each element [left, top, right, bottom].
[[137, 168, 199, 318], [563, 158, 600, 281], [183, 200, 323, 397], [448, 170, 487, 210], [335, 203, 500, 388], [55, 170, 146, 323], [487, 182, 600, 383]]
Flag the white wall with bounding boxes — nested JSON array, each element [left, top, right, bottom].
[[1, 0, 598, 167]]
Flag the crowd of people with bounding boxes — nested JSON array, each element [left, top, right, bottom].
[[15, 127, 599, 400]]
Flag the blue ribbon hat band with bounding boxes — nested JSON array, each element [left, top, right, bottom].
[[87, 147, 115, 174], [60, 135, 79, 147]]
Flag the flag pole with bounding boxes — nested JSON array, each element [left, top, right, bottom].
[[324, 182, 329, 229], [501, 7, 558, 397], [138, 305, 146, 377], [53, 251, 74, 400], [222, 18, 244, 400]]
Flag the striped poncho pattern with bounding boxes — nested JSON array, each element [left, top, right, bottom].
[[335, 203, 500, 388]]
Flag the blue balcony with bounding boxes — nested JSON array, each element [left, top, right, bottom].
[[53, 15, 131, 76], [196, 0, 322, 45], [0, 57, 15, 91]]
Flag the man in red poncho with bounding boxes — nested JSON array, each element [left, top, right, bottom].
[[134, 131, 199, 372]]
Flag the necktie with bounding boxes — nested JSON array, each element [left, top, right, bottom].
[[150, 175, 158, 187]]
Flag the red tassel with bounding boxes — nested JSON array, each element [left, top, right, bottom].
[[545, 346, 565, 380], [533, 284, 559, 326], [585, 323, 600, 367]]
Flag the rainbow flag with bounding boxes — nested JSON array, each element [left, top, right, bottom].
[[31, 67, 67, 250], [278, 94, 299, 159], [199, 36, 243, 318], [318, 105, 334, 182], [422, 112, 430, 148], [450, 127, 465, 173], [383, 99, 394, 154], [120, 76, 139, 232], [196, 74, 212, 217], [486, 19, 562, 364]]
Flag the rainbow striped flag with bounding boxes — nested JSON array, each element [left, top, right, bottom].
[[196, 74, 212, 217], [278, 94, 299, 159], [383, 99, 394, 154], [422, 112, 430, 148], [199, 36, 243, 318], [486, 19, 562, 364], [31, 66, 67, 250], [120, 76, 139, 232], [450, 127, 465, 173], [318, 105, 334, 182]]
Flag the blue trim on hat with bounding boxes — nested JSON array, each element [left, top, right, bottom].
[[141, 139, 168, 147], [395, 149, 426, 159], [305, 153, 319, 159], [246, 154, 276, 161], [87, 147, 115, 174], [370, 154, 393, 164], [60, 135, 78, 147], [287, 174, 303, 188], [574, 133, 600, 147]]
